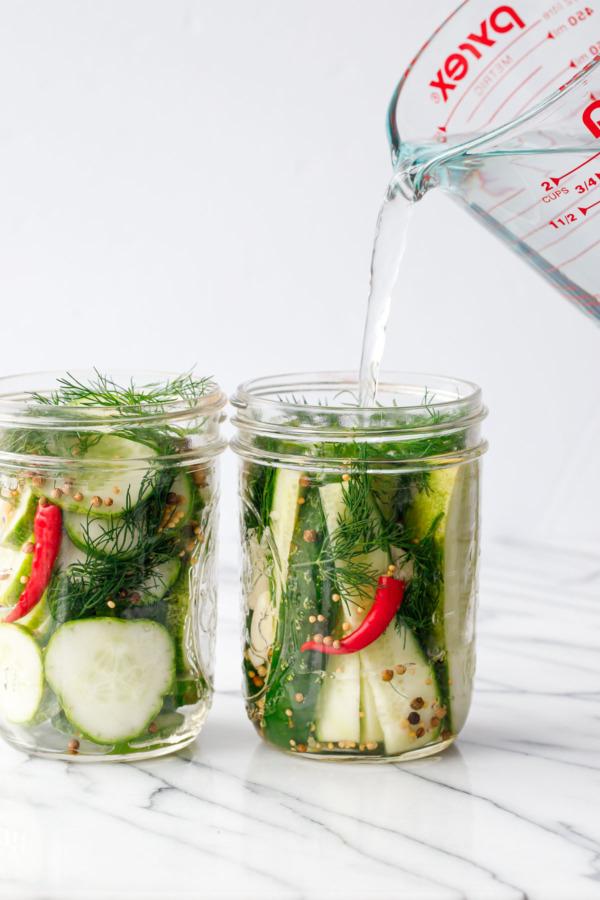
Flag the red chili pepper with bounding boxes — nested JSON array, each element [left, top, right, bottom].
[[4, 499, 62, 623], [301, 575, 405, 655]]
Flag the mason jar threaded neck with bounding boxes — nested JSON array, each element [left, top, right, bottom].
[[0, 369, 227, 470], [230, 372, 488, 473]]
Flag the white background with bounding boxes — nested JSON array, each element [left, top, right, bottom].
[[0, 0, 598, 555]]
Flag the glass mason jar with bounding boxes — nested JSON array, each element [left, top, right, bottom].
[[231, 372, 488, 762], [0, 371, 226, 760]]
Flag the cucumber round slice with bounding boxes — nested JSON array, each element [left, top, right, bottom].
[[0, 540, 35, 607], [160, 473, 194, 532], [44, 618, 175, 743], [0, 624, 44, 723], [0, 488, 37, 551], [64, 511, 142, 559], [1, 590, 51, 632], [139, 559, 180, 604], [35, 435, 160, 516]]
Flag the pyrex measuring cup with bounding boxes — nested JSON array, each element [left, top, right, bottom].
[[389, 0, 600, 324]]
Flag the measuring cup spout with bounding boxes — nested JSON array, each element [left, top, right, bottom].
[[389, 0, 600, 325]]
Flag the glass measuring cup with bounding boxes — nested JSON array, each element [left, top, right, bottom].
[[389, 0, 600, 324]]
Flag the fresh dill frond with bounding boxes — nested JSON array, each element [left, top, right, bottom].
[[21, 369, 215, 457], [47, 474, 185, 622], [393, 513, 444, 641], [30, 369, 213, 409]]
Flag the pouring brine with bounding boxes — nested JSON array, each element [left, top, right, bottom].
[[360, 0, 600, 404]]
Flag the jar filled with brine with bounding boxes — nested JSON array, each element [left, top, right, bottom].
[[0, 370, 226, 760], [231, 372, 487, 761]]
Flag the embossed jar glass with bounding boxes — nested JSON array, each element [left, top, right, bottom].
[[231, 372, 488, 761], [0, 371, 226, 761]]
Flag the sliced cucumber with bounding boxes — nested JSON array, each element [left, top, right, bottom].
[[314, 653, 361, 744], [140, 558, 180, 604], [27, 687, 61, 726], [359, 624, 441, 755], [250, 468, 302, 672], [165, 473, 194, 527], [269, 468, 302, 598], [246, 531, 270, 612], [165, 564, 195, 672], [54, 535, 90, 573], [248, 586, 276, 669], [0, 624, 44, 723], [0, 488, 37, 551], [404, 462, 479, 731], [0, 539, 35, 607], [35, 434, 160, 516], [360, 670, 385, 744], [64, 511, 142, 559], [0, 591, 53, 643], [44, 618, 175, 743], [320, 481, 390, 627]]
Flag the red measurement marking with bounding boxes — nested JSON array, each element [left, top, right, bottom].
[[443, 19, 542, 130], [551, 150, 600, 185], [500, 194, 544, 228], [530, 199, 600, 256], [485, 65, 543, 127], [484, 187, 526, 215], [512, 64, 574, 117], [578, 199, 600, 214], [545, 237, 600, 274]]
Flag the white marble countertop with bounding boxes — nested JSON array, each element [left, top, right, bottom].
[[0, 539, 598, 900]]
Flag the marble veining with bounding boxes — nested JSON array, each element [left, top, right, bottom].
[[0, 539, 598, 899]]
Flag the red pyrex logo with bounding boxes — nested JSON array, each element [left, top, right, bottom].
[[430, 6, 526, 102], [583, 99, 600, 138]]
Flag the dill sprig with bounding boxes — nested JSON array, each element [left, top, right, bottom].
[[30, 369, 213, 410], [393, 514, 444, 640], [310, 465, 444, 633], [46, 464, 186, 621], [48, 546, 177, 623], [16, 369, 215, 457]]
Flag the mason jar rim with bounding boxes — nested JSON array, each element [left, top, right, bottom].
[[0, 369, 227, 426], [232, 370, 484, 420], [0, 369, 227, 470], [231, 371, 488, 472]]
